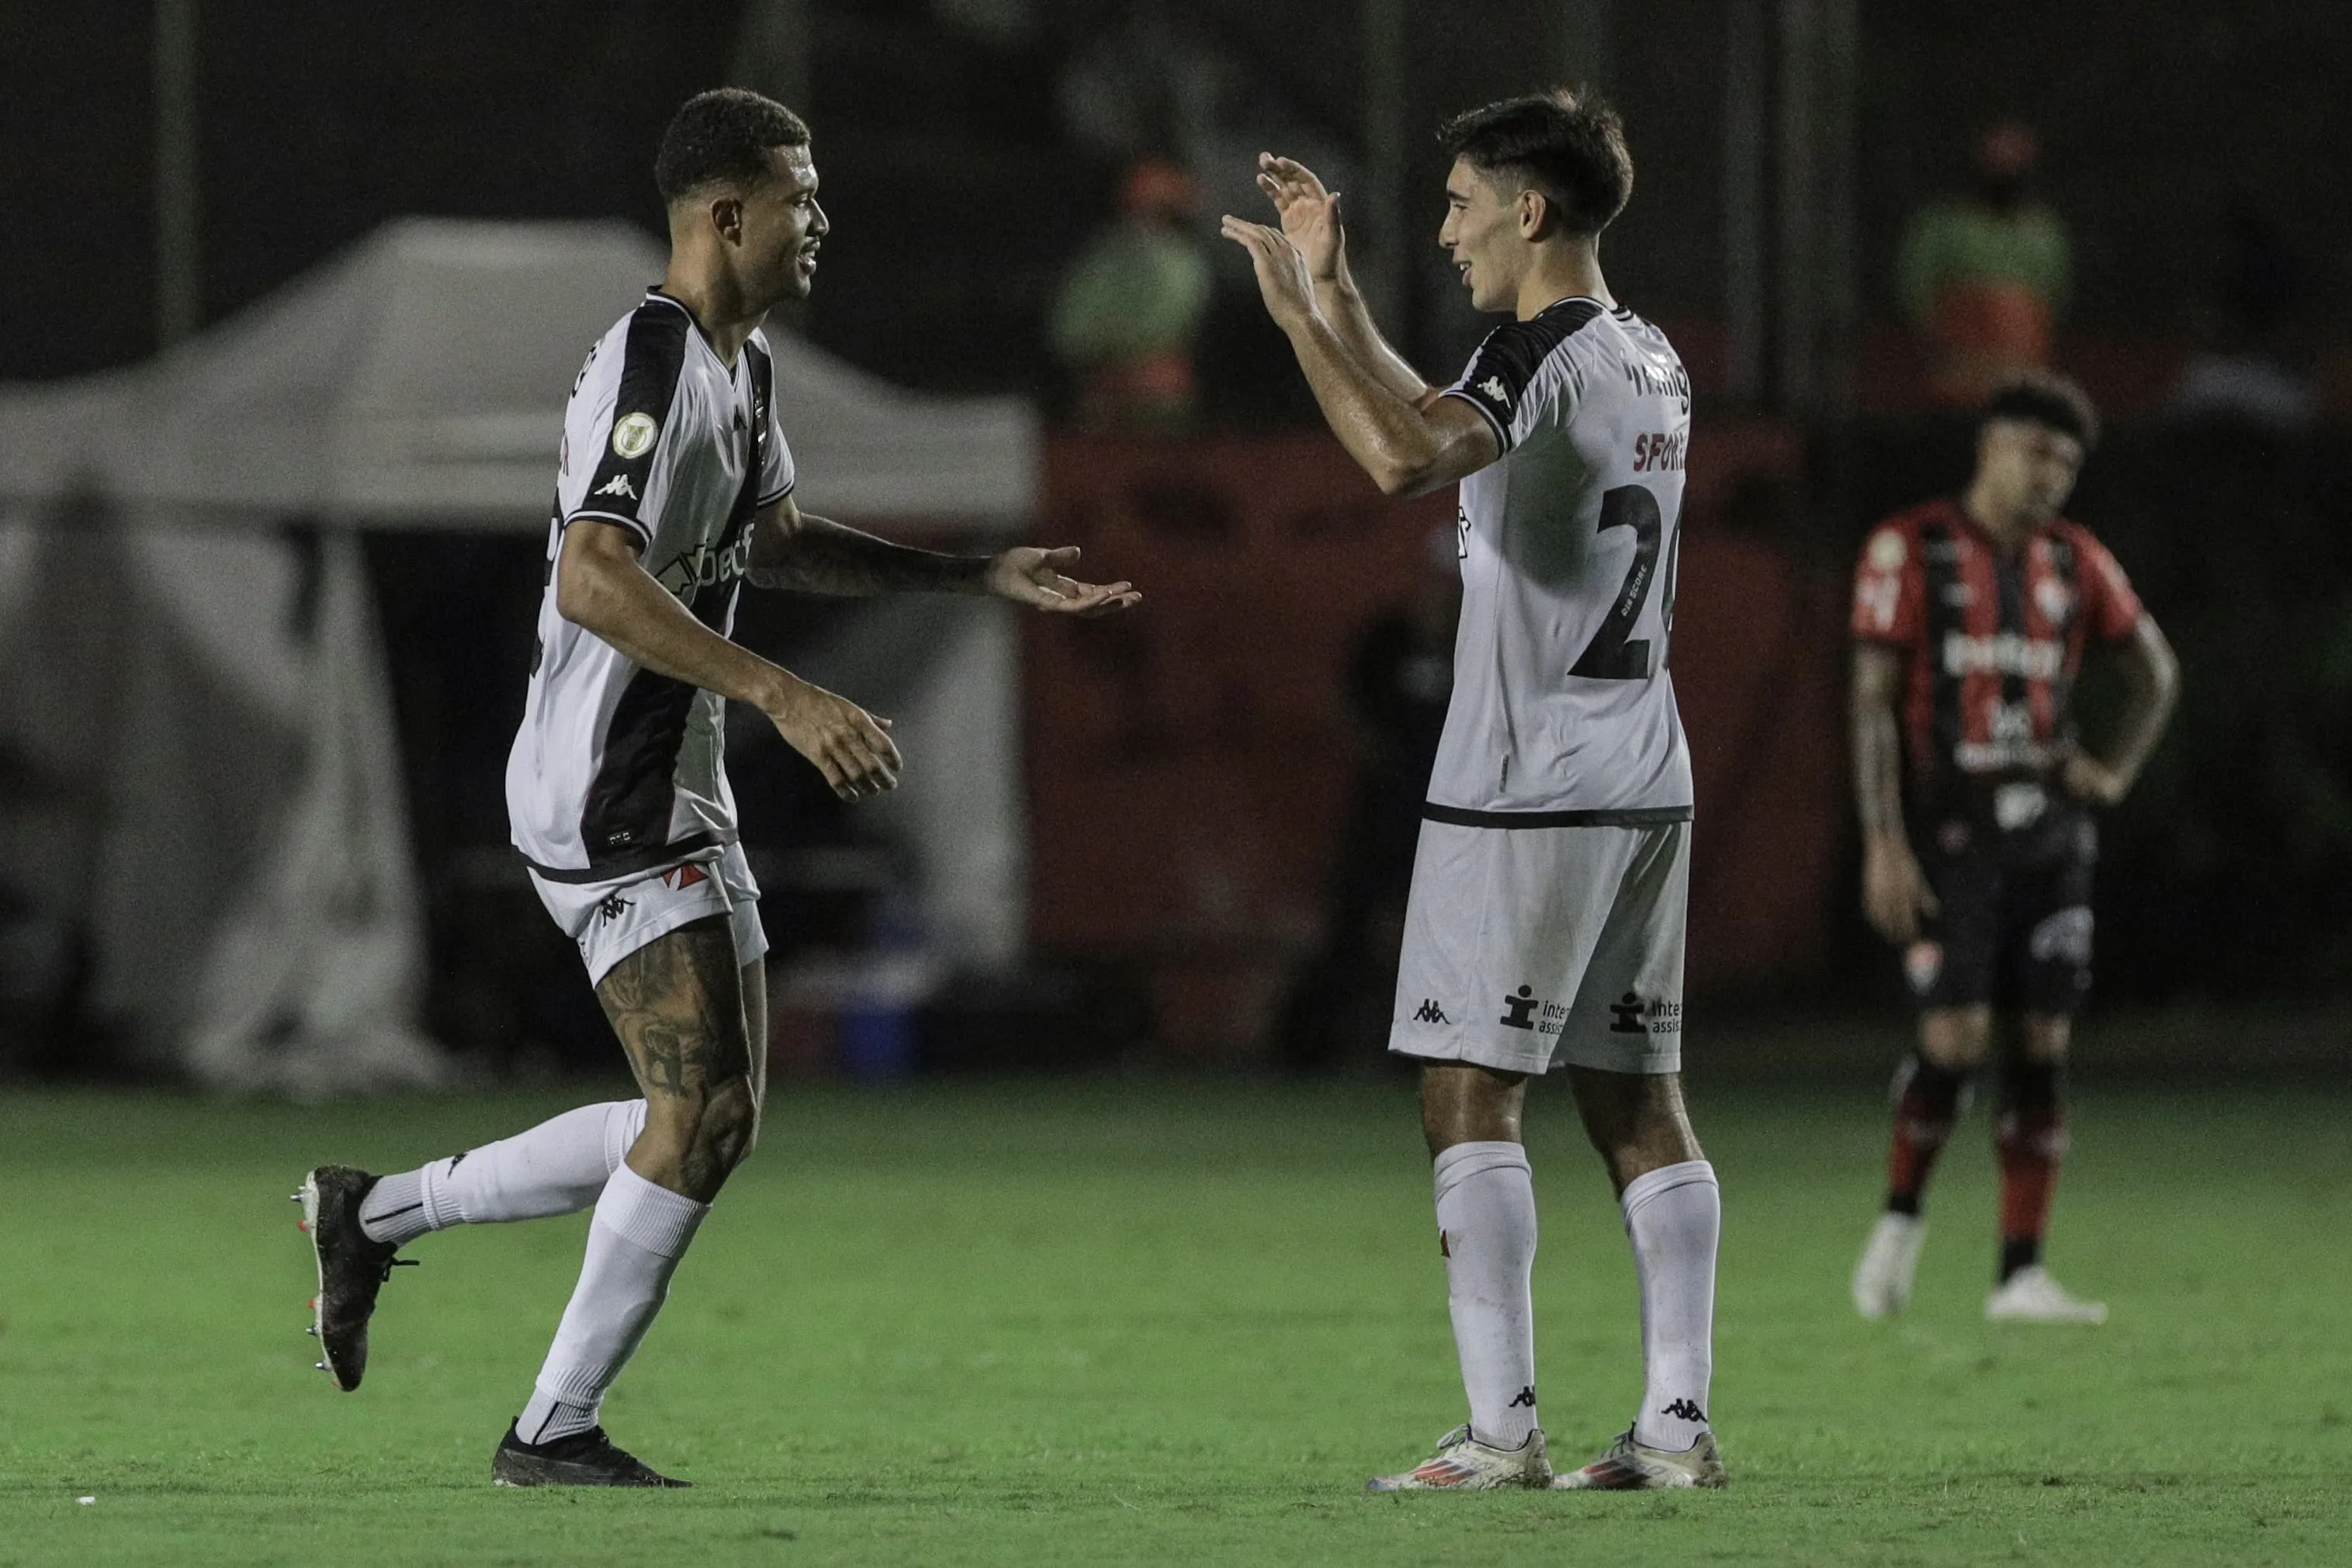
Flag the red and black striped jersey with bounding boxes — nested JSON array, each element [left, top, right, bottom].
[[1851, 499, 2142, 809]]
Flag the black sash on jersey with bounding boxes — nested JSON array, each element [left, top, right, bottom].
[[577, 313, 767, 869]]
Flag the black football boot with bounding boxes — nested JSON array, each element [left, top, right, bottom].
[[491, 1422, 691, 1487], [296, 1165, 415, 1390]]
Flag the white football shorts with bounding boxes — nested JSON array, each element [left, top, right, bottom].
[[527, 840, 767, 988], [1388, 818, 1689, 1076]]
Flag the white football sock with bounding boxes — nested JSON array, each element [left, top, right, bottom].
[[1623, 1159, 1720, 1452], [515, 1163, 708, 1444], [359, 1100, 647, 1247], [1432, 1140, 1541, 1450]]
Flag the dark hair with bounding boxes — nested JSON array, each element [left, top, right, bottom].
[[1436, 88, 1633, 237], [655, 88, 810, 203], [1980, 371, 2100, 451]]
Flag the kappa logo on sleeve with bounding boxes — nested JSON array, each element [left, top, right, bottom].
[[593, 474, 637, 500]]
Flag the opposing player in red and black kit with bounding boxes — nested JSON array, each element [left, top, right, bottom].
[[1848, 374, 2177, 1324]]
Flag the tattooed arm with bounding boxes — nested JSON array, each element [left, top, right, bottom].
[[746, 493, 988, 594], [747, 493, 1141, 614]]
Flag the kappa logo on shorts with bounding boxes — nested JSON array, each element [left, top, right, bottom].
[[1499, 986, 1540, 1030], [592, 891, 632, 926], [1414, 999, 1450, 1025]]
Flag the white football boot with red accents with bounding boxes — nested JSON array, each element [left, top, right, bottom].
[[1365, 1425, 1550, 1491], [1552, 1428, 1726, 1490], [1984, 1265, 2107, 1324], [1852, 1210, 1928, 1319]]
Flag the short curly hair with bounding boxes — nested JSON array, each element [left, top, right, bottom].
[[655, 88, 811, 203], [1980, 371, 2101, 452], [1436, 88, 1633, 238]]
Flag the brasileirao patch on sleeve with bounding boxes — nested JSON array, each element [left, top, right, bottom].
[[611, 412, 660, 459]]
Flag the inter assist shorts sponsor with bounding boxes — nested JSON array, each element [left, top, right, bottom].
[[527, 839, 767, 988], [1905, 790, 2095, 1015], [1388, 817, 1689, 1076]]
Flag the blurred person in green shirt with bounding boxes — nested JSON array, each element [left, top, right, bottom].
[[1051, 160, 1212, 431], [1898, 123, 2070, 406]]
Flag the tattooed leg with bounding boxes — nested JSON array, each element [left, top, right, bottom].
[[594, 915, 757, 1202], [740, 955, 768, 1150]]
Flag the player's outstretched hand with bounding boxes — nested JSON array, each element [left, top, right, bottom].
[[2059, 750, 2129, 807], [1219, 216, 1318, 334], [1255, 153, 1344, 282], [985, 546, 1141, 618], [1861, 834, 1939, 945], [767, 675, 902, 801]]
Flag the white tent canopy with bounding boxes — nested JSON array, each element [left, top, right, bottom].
[[0, 219, 1035, 1092], [0, 216, 1036, 524]]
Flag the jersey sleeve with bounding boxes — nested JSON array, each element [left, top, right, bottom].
[[1851, 522, 1924, 646], [1438, 306, 1595, 455], [752, 338, 796, 507], [2070, 528, 2145, 642], [562, 309, 690, 548]]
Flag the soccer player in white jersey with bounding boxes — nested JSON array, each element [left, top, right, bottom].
[[1225, 91, 1723, 1490], [293, 89, 1138, 1487]]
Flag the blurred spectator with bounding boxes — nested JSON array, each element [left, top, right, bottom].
[[1899, 122, 2071, 406], [1276, 526, 1460, 1071], [1051, 160, 1213, 431], [2167, 203, 2315, 433]]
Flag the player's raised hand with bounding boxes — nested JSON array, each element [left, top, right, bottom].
[[1256, 152, 1345, 282], [1219, 216, 1319, 334], [766, 674, 902, 800], [1861, 835, 1939, 945], [985, 545, 1141, 618]]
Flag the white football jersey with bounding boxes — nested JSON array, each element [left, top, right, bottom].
[[507, 289, 795, 879], [1428, 296, 1693, 822]]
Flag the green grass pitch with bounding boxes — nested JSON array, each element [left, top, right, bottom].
[[2, 1071, 2346, 1566]]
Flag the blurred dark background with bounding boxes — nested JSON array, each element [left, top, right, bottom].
[[2, 0, 2347, 1083]]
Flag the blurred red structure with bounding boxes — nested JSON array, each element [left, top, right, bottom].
[[1027, 426, 1845, 1060]]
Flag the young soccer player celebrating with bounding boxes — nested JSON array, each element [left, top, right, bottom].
[[1227, 92, 1722, 1490], [1848, 374, 2176, 1324], [294, 88, 1136, 1487]]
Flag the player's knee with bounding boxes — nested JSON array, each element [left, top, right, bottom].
[[694, 1078, 759, 1173], [1419, 1064, 1523, 1157], [1574, 1071, 1699, 1182], [638, 1080, 757, 1172], [1920, 1008, 1992, 1068], [2017, 1015, 2070, 1064]]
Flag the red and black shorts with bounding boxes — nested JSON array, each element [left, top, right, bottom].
[[1904, 788, 2096, 1016]]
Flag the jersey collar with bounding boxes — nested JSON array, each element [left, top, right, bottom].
[[1942, 496, 2066, 556], [1532, 293, 1625, 321], [643, 288, 744, 374]]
